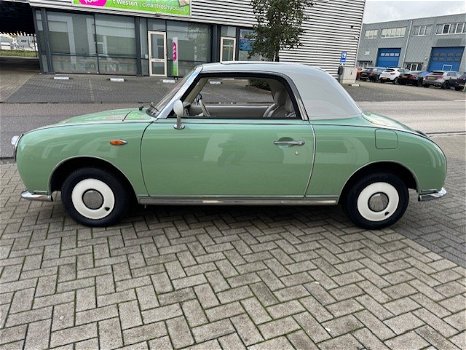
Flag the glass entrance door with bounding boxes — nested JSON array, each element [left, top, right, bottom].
[[220, 37, 236, 62], [148, 31, 167, 76]]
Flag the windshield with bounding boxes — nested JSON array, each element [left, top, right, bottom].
[[146, 70, 195, 117]]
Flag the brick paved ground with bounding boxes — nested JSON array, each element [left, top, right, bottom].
[[0, 135, 464, 349]]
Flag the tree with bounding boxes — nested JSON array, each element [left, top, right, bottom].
[[250, 0, 312, 61]]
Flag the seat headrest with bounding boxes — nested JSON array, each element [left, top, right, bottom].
[[273, 89, 287, 105], [285, 95, 294, 113]]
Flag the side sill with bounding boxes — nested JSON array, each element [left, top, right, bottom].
[[21, 191, 53, 202], [138, 196, 338, 206]]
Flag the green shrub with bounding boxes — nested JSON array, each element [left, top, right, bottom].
[[0, 50, 38, 58]]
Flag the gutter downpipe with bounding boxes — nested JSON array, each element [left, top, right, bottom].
[[402, 19, 413, 69]]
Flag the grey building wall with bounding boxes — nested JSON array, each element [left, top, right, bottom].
[[358, 13, 466, 72], [28, 0, 366, 76]]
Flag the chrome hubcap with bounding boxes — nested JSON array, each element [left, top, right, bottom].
[[368, 192, 389, 212], [82, 190, 104, 210]]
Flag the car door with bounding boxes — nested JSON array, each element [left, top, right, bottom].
[[140, 76, 314, 198], [141, 119, 314, 197]]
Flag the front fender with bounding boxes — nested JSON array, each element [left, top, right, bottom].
[[16, 123, 149, 196]]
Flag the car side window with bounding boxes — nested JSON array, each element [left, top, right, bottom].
[[177, 75, 299, 120]]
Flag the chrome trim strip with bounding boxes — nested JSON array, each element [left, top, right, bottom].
[[138, 196, 338, 206], [304, 124, 317, 196], [11, 134, 23, 161], [21, 191, 53, 202], [418, 187, 447, 201], [157, 66, 202, 119]]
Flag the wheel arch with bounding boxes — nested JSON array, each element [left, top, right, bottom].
[[340, 161, 418, 203], [50, 157, 136, 200]]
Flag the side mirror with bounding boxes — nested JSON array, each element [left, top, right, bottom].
[[173, 100, 185, 130]]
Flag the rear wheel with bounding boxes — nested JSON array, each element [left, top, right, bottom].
[[344, 173, 409, 229], [61, 167, 129, 227], [393, 78, 398, 84], [423, 84, 429, 88], [455, 86, 463, 91]]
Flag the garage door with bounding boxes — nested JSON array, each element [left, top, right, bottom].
[[376, 48, 401, 68], [428, 47, 464, 72]]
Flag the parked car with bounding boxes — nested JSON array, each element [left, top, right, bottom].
[[454, 73, 466, 91], [12, 62, 447, 229], [379, 68, 410, 84], [423, 70, 461, 89], [356, 66, 364, 80], [397, 71, 430, 86], [359, 67, 386, 82]]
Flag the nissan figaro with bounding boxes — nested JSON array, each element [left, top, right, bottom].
[[12, 62, 447, 229]]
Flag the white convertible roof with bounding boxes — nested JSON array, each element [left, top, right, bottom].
[[200, 62, 362, 120]]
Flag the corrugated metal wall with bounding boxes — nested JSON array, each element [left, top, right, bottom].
[[29, 0, 365, 75]]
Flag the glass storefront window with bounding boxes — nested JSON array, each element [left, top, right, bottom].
[[35, 11, 48, 72], [239, 29, 260, 61], [148, 19, 165, 32], [51, 55, 98, 74], [47, 12, 96, 56], [95, 14, 136, 58], [221, 26, 236, 38], [98, 57, 137, 75], [35, 11, 45, 53], [140, 18, 148, 59], [167, 60, 205, 77], [167, 21, 211, 74]]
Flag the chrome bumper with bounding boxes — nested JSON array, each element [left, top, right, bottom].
[[418, 188, 447, 201], [21, 191, 53, 202]]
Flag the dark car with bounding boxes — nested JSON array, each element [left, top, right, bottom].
[[454, 73, 466, 91], [398, 71, 430, 86], [359, 67, 386, 82], [423, 71, 461, 89]]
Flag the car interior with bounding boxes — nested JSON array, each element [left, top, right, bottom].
[[175, 76, 298, 119]]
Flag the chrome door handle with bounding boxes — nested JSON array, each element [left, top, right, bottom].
[[273, 140, 305, 146]]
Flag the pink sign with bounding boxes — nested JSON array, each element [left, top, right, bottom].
[[79, 0, 107, 6], [172, 41, 177, 61]]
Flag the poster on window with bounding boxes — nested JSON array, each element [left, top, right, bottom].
[[72, 0, 191, 17]]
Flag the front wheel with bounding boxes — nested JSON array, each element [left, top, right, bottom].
[[61, 167, 130, 227], [344, 173, 409, 229]]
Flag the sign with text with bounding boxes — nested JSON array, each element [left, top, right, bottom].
[[340, 51, 347, 64], [72, 0, 191, 17]]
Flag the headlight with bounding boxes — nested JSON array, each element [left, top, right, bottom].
[[11, 134, 23, 160]]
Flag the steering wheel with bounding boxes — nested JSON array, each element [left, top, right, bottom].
[[196, 94, 211, 117]]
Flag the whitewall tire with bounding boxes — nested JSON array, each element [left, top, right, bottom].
[[62, 167, 129, 227], [344, 173, 409, 229]]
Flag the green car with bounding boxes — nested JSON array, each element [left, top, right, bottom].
[[12, 62, 447, 229]]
